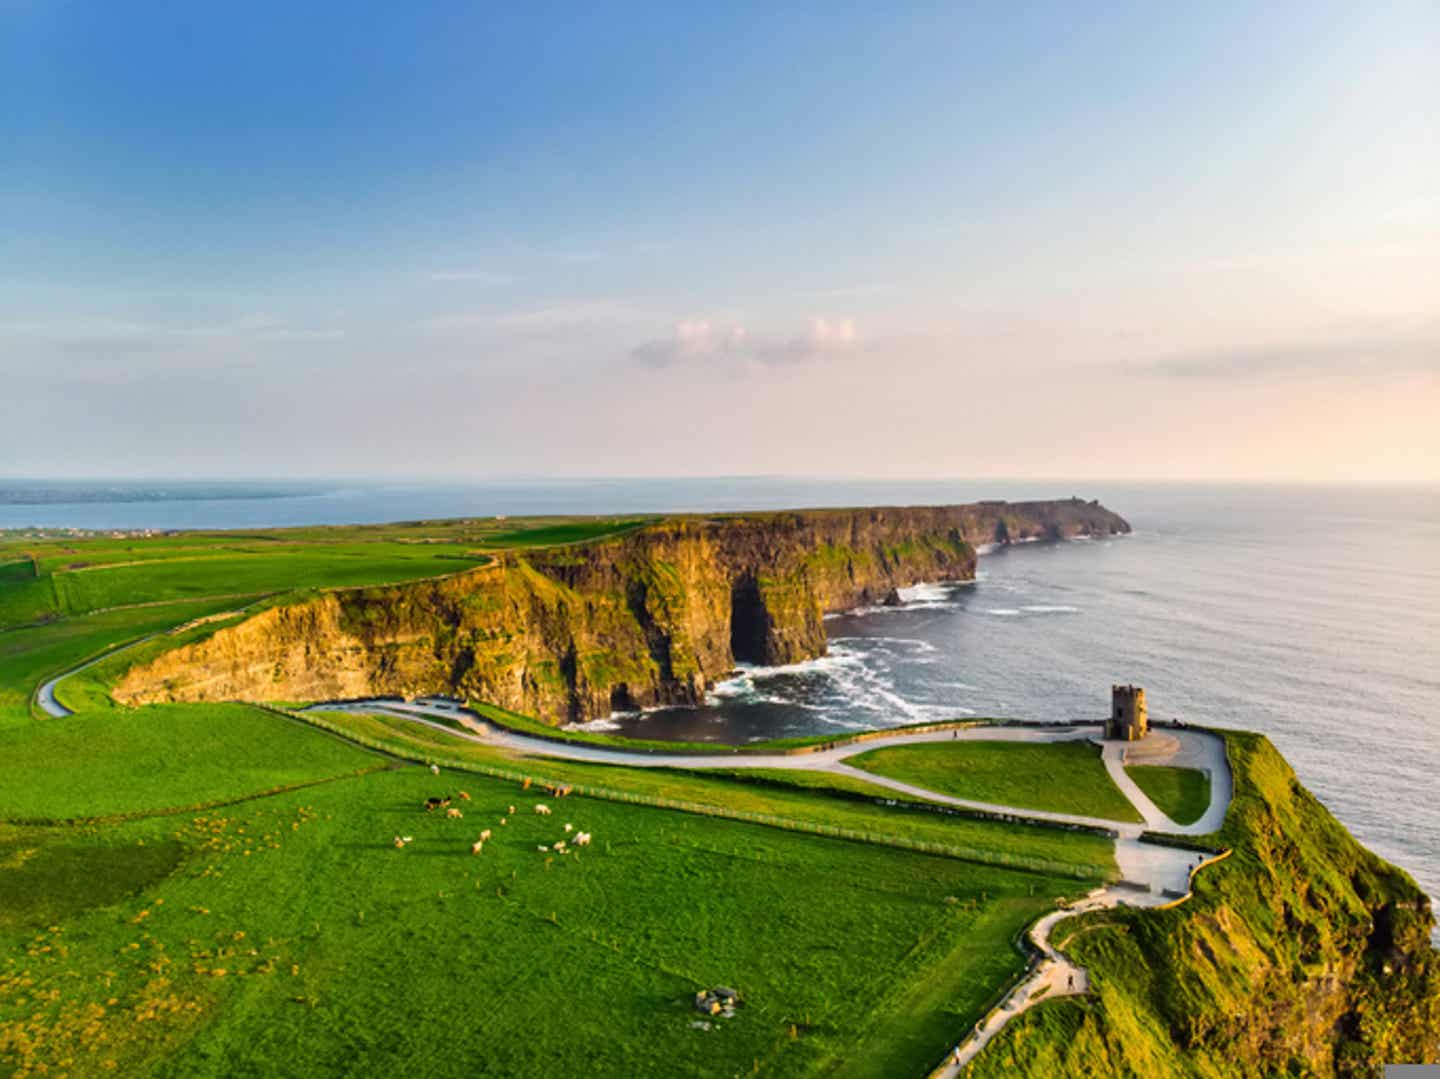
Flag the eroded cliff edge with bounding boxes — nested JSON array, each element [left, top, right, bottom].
[[964, 732, 1440, 1076], [114, 498, 1128, 723]]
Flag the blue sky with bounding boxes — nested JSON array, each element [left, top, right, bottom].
[[2, 2, 1437, 481]]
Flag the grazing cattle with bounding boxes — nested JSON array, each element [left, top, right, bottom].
[[533, 804, 551, 816], [470, 839, 485, 855], [425, 797, 452, 812], [446, 807, 463, 820]]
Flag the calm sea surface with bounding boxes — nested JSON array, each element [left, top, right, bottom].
[[6, 479, 1438, 911]]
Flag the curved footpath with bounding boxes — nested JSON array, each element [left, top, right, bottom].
[[313, 697, 1232, 1074], [39, 669, 1231, 1075], [35, 642, 159, 718]]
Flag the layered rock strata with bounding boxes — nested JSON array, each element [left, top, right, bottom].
[[115, 499, 1129, 723]]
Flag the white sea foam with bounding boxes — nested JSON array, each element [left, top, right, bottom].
[[570, 715, 629, 731], [836, 579, 976, 618], [833, 635, 940, 655], [1020, 604, 1081, 614], [987, 608, 1021, 616], [897, 582, 950, 603]]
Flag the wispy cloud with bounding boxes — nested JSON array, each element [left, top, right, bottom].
[[1127, 328, 1439, 379], [427, 269, 516, 285], [419, 300, 641, 334], [0, 313, 342, 347], [549, 250, 603, 265], [633, 317, 858, 369], [799, 282, 896, 300]]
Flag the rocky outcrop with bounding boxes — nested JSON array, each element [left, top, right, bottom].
[[114, 499, 1128, 724]]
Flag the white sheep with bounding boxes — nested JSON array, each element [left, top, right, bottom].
[[470, 839, 485, 855], [479, 829, 492, 842], [574, 832, 592, 847], [563, 823, 573, 833], [552, 841, 567, 852], [498, 818, 507, 826], [430, 764, 440, 775], [393, 835, 413, 849], [446, 807, 463, 820], [508, 805, 516, 815], [533, 804, 551, 816], [537, 845, 549, 853]]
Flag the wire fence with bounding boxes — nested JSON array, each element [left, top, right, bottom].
[[263, 705, 1111, 882]]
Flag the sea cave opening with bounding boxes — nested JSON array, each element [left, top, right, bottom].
[[729, 577, 769, 665]]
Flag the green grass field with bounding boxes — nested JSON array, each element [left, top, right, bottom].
[[0, 516, 1137, 1077], [0, 705, 388, 820], [0, 734, 1081, 1077], [319, 710, 1116, 878], [0, 515, 651, 629], [1124, 765, 1211, 826], [847, 740, 1144, 824]]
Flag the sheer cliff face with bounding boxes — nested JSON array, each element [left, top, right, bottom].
[[114, 500, 1128, 724]]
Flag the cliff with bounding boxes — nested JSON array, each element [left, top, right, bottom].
[[965, 732, 1440, 1076], [113, 499, 1128, 723]]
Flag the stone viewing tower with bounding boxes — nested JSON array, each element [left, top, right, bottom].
[[1107, 684, 1148, 741]]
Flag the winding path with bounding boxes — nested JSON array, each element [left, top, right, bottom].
[[310, 697, 1231, 1075], [40, 657, 1230, 1075], [35, 639, 159, 718]]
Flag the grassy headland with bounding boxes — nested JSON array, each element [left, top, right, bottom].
[[848, 740, 1144, 824], [965, 731, 1440, 1076]]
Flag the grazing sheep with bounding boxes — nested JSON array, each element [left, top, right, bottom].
[[534, 804, 551, 816], [552, 841, 567, 852], [393, 836, 413, 849], [507, 805, 516, 815], [479, 829, 492, 842], [537, 846, 549, 853], [458, 791, 471, 801], [574, 832, 592, 847], [563, 823, 573, 833], [430, 764, 440, 775], [470, 839, 485, 855], [498, 818, 507, 826], [446, 807, 463, 820]]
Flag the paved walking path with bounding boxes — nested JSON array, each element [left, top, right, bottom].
[[933, 732, 1231, 1076], [41, 658, 1230, 1075], [311, 698, 1230, 1076], [35, 639, 161, 718]]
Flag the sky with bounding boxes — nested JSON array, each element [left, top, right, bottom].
[[2, 1, 1437, 483]]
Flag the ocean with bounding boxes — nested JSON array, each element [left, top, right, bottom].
[[5, 478, 1437, 915]]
